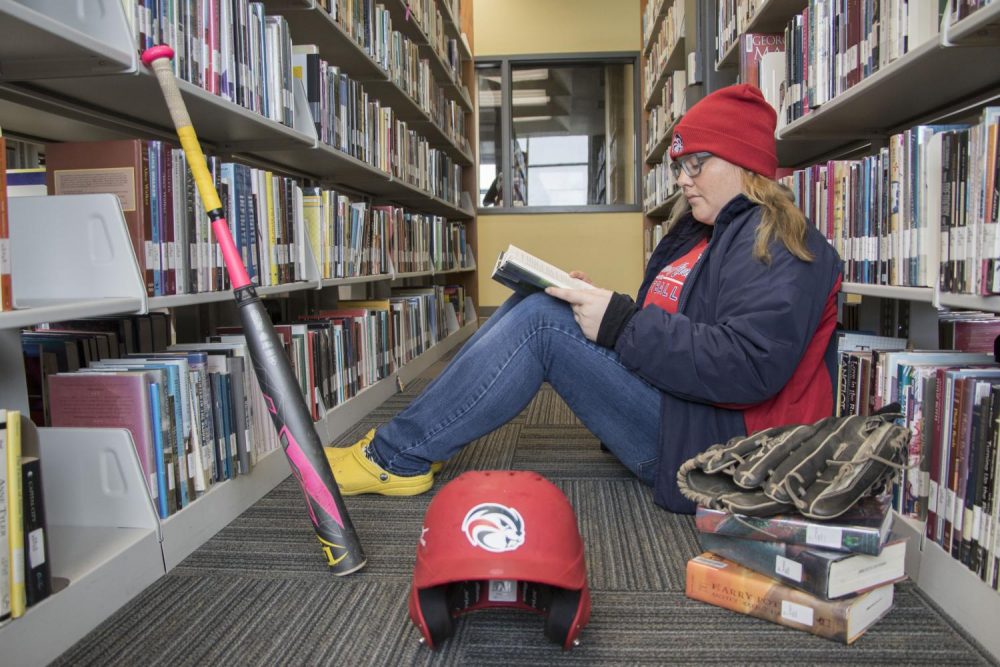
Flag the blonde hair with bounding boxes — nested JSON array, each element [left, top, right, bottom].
[[742, 171, 813, 263], [663, 169, 813, 264]]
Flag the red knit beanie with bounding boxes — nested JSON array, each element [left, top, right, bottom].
[[668, 84, 777, 179]]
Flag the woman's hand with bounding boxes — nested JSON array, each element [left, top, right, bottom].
[[545, 286, 613, 342], [569, 270, 593, 285]]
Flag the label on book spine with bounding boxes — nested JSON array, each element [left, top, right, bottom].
[[806, 524, 843, 549], [775, 555, 803, 582], [28, 529, 45, 567], [781, 600, 814, 626]]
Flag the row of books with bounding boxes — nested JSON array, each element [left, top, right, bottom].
[[833, 334, 1000, 589], [31, 138, 471, 297], [293, 286, 468, 419], [642, 0, 685, 106], [123, 1, 469, 192], [0, 411, 52, 625], [641, 0, 666, 49], [780, 109, 1000, 295], [778, 1, 954, 128], [687, 497, 904, 644], [22, 286, 469, 515], [291, 45, 467, 191], [323, 0, 465, 88], [124, 0, 468, 135], [126, 1, 296, 127], [643, 162, 677, 213], [23, 312, 178, 428], [644, 74, 684, 157]]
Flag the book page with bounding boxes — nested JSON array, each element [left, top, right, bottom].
[[504, 245, 594, 290]]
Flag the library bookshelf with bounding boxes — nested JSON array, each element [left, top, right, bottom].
[[0, 0, 479, 663], [707, 0, 1000, 660]]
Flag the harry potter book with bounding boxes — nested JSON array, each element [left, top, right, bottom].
[[686, 553, 894, 644]]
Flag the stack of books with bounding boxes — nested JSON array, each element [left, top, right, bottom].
[[685, 496, 907, 644]]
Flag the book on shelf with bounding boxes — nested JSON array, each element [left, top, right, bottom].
[[0, 411, 10, 621], [686, 552, 894, 644], [697, 531, 907, 600], [47, 372, 164, 514], [21, 456, 50, 607], [491, 245, 593, 294], [6, 168, 47, 198], [0, 136, 11, 312], [4, 410, 25, 618], [694, 496, 894, 556], [45, 139, 154, 296], [738, 33, 784, 93]]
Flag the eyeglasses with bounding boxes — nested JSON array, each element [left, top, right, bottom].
[[669, 152, 714, 179]]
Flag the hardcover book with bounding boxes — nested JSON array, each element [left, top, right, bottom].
[[491, 244, 593, 294], [695, 496, 894, 556], [698, 532, 907, 599], [44, 139, 153, 295], [47, 373, 158, 503], [686, 552, 894, 644]]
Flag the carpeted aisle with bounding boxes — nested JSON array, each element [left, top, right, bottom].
[[53, 357, 998, 666]]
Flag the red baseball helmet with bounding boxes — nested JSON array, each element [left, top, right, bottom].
[[408, 471, 591, 650]]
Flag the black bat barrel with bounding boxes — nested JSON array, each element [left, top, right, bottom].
[[236, 285, 366, 574]]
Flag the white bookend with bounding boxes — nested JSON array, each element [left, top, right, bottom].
[[0, 424, 162, 666], [0, 0, 136, 80], [8, 194, 147, 315]]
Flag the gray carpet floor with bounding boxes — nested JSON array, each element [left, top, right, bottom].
[[54, 353, 998, 666]]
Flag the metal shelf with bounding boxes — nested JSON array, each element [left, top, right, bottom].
[[938, 292, 1000, 313], [741, 0, 808, 34], [776, 34, 1000, 167], [946, 1, 1000, 45], [28, 68, 314, 154], [0, 298, 143, 329], [0, 0, 136, 81], [840, 283, 935, 303]]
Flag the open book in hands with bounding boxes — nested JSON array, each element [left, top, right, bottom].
[[491, 244, 595, 294]]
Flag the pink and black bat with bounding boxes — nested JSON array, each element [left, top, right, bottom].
[[141, 45, 365, 574]]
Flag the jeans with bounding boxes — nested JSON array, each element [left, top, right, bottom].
[[369, 292, 664, 485]]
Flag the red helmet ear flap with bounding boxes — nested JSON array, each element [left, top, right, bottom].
[[413, 586, 453, 649]]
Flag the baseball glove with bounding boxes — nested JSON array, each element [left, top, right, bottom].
[[676, 407, 910, 520]]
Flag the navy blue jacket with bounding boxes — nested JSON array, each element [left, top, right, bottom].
[[613, 195, 843, 513]]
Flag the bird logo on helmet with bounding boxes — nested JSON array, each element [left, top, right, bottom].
[[462, 503, 525, 553], [408, 471, 591, 651]]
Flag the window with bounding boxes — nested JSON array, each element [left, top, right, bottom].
[[477, 56, 640, 211]]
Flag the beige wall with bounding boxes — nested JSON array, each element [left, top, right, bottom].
[[473, 0, 644, 307], [479, 213, 644, 306], [474, 0, 640, 55]]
